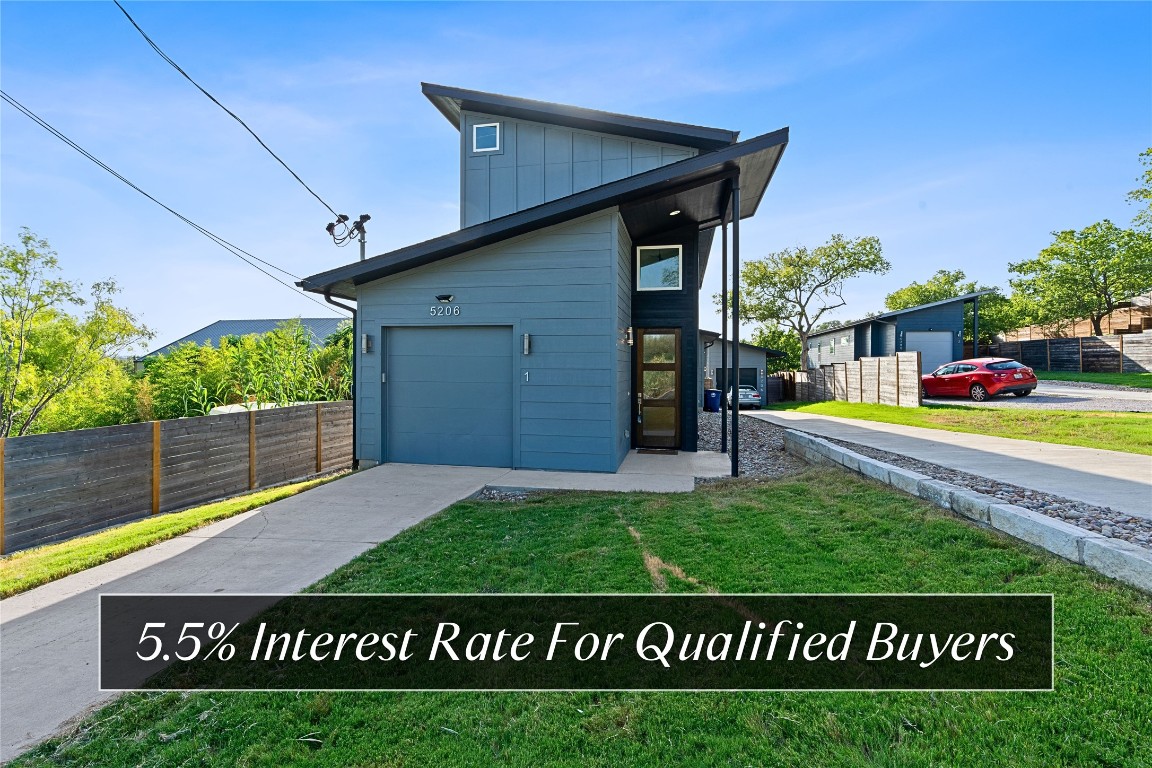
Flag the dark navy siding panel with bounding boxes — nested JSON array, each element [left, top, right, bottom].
[[895, 305, 965, 360], [631, 223, 700, 451], [461, 110, 699, 226], [614, 216, 633, 465], [357, 213, 618, 471]]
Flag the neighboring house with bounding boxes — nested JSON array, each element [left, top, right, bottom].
[[138, 318, 347, 360], [301, 83, 788, 471], [697, 330, 783, 405], [805, 290, 994, 374]]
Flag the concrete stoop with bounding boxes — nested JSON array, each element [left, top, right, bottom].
[[782, 430, 1152, 594]]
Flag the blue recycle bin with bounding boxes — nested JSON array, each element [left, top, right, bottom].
[[704, 389, 722, 412]]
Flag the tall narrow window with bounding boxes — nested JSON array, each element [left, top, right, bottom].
[[472, 122, 501, 153], [637, 245, 682, 291]]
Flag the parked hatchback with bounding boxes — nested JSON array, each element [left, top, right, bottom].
[[727, 385, 762, 410], [921, 358, 1037, 402]]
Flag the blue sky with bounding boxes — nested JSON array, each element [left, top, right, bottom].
[[2, 1, 1149, 350]]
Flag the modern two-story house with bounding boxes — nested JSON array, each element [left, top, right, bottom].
[[301, 84, 788, 472]]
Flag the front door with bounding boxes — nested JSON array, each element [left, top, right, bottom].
[[635, 329, 680, 449]]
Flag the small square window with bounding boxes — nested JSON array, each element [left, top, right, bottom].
[[472, 123, 500, 153], [637, 245, 682, 291]]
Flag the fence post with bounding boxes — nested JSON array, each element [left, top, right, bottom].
[[1119, 334, 1125, 374], [151, 421, 161, 515], [1046, 339, 1051, 372], [1079, 337, 1083, 372], [858, 360, 864, 403], [0, 437, 5, 555], [889, 354, 898, 407], [315, 403, 323, 474], [249, 409, 257, 490]]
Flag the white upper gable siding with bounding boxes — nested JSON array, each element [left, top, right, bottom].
[[460, 110, 698, 227]]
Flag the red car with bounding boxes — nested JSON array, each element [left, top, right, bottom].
[[921, 357, 1037, 402]]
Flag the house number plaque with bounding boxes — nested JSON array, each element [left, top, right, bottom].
[[429, 305, 461, 316]]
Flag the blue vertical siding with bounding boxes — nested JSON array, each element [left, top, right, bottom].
[[355, 212, 621, 472], [460, 111, 698, 227], [614, 216, 633, 466]]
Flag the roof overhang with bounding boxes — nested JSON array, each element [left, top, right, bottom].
[[301, 127, 788, 299], [422, 82, 739, 151]]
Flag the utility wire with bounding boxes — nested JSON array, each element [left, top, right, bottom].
[[113, 0, 341, 219], [1, 90, 345, 316]]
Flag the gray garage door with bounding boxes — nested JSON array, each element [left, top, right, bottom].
[[385, 326, 512, 467], [905, 331, 954, 374]]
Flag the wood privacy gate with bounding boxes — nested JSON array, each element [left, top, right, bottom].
[[786, 352, 923, 407], [0, 402, 352, 554]]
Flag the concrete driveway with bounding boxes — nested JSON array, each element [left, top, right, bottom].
[[749, 410, 1152, 520]]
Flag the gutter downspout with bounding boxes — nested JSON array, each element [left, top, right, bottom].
[[323, 289, 359, 470]]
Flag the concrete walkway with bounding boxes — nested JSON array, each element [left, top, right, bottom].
[[749, 411, 1152, 520], [0, 454, 727, 761]]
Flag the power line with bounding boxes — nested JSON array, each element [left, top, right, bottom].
[[0, 90, 345, 317], [112, 0, 341, 219]]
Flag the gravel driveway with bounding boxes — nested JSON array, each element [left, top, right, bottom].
[[925, 381, 1152, 412]]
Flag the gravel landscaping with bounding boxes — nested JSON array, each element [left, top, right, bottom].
[[697, 410, 809, 478]]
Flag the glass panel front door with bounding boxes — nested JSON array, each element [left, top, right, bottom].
[[635, 328, 680, 449]]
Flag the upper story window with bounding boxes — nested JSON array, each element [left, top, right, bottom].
[[637, 245, 682, 291], [472, 122, 501, 153]]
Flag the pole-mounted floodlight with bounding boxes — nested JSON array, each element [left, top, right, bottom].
[[326, 213, 372, 260]]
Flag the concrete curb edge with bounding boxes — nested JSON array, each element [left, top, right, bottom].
[[782, 429, 1152, 594]]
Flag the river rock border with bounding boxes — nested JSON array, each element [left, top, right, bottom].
[[783, 429, 1152, 594]]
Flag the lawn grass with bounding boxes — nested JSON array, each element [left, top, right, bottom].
[[762, 400, 1152, 455], [13, 469, 1152, 767], [1037, 371, 1152, 388], [0, 473, 348, 598]]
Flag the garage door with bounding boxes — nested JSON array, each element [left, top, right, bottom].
[[905, 331, 954, 374], [385, 326, 512, 467]]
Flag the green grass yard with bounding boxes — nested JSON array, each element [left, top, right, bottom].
[[1036, 371, 1152, 388], [12, 469, 1152, 767], [762, 401, 1152, 455]]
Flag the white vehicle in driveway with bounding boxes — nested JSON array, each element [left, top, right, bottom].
[[726, 385, 762, 410]]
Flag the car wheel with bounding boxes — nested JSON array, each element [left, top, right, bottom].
[[969, 383, 989, 402], [1013, 389, 1032, 398]]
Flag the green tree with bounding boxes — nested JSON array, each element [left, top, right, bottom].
[[748, 324, 801, 372], [736, 235, 889, 369], [0, 229, 152, 436], [1009, 220, 1152, 336], [1127, 147, 1152, 230]]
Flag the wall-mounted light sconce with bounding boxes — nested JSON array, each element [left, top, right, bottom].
[[361, 333, 374, 354], [669, 210, 681, 216], [621, 326, 634, 346], [436, 294, 454, 303], [522, 333, 531, 355]]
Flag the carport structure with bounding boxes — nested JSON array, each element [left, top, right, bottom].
[[302, 84, 788, 477]]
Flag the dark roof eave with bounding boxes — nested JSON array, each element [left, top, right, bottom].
[[301, 127, 789, 298], [421, 82, 740, 151]]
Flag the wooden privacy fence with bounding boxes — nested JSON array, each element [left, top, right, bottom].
[[783, 352, 922, 407], [0, 401, 352, 554], [983, 333, 1152, 374]]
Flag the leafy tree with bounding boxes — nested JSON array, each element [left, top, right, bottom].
[[1009, 220, 1152, 336], [884, 269, 1023, 344], [736, 235, 889, 369], [1127, 147, 1152, 230], [0, 229, 152, 436], [33, 358, 139, 433], [748, 324, 801, 373]]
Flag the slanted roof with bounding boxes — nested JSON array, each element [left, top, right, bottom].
[[301, 127, 789, 299], [422, 83, 739, 151], [808, 290, 998, 339], [140, 318, 346, 358], [699, 329, 785, 358]]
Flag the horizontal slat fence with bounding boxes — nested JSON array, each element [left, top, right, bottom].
[[984, 333, 1152, 373], [0, 401, 352, 554], [786, 352, 922, 408]]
